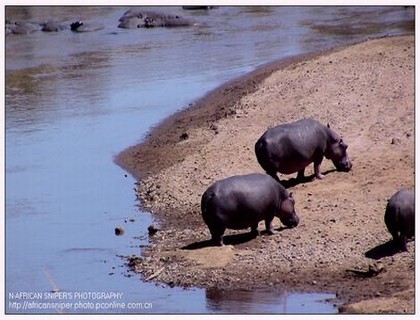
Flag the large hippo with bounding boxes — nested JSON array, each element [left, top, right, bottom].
[[118, 9, 192, 29], [201, 173, 299, 246], [255, 118, 352, 182], [384, 188, 415, 251]]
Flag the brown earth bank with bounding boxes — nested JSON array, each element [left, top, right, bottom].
[[116, 35, 415, 314]]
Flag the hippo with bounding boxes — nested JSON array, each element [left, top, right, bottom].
[[5, 19, 40, 35], [384, 188, 415, 251], [201, 173, 299, 246], [70, 20, 104, 33], [182, 6, 217, 10], [41, 20, 66, 32], [118, 9, 192, 29], [255, 118, 352, 182]]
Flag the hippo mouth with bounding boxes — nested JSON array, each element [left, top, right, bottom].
[[337, 166, 351, 172], [282, 216, 299, 228], [335, 160, 352, 172]]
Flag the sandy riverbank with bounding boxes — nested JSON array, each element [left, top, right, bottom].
[[116, 35, 415, 313]]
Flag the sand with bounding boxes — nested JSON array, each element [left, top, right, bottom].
[[116, 35, 415, 314]]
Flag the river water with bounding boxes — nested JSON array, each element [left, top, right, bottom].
[[5, 6, 414, 314]]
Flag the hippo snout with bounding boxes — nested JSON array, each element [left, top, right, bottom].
[[283, 214, 299, 228], [336, 159, 352, 172]]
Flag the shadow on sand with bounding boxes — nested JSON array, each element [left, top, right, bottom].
[[365, 240, 402, 260], [279, 169, 337, 188], [182, 232, 257, 250], [182, 229, 287, 250]]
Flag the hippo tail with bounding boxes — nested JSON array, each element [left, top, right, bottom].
[[201, 189, 217, 223], [254, 138, 268, 169], [384, 202, 399, 237], [255, 138, 280, 181]]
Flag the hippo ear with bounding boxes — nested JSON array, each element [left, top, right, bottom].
[[289, 192, 294, 198]]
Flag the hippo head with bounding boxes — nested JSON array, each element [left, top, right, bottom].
[[70, 20, 83, 31], [277, 192, 299, 228], [325, 126, 352, 172]]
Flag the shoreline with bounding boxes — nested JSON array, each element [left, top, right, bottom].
[[116, 35, 414, 314], [115, 38, 366, 180]]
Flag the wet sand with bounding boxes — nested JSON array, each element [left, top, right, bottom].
[[116, 35, 415, 313]]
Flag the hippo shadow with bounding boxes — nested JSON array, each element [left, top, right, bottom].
[[365, 240, 403, 259], [182, 232, 259, 250], [279, 169, 336, 188], [275, 226, 290, 232]]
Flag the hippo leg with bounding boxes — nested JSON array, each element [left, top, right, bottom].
[[250, 224, 260, 237], [209, 225, 225, 246], [264, 218, 275, 235], [388, 227, 400, 246], [296, 169, 305, 181], [266, 170, 280, 182], [389, 228, 408, 251], [314, 160, 325, 179], [395, 234, 408, 252]]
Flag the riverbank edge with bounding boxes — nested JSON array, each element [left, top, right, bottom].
[[115, 38, 367, 180]]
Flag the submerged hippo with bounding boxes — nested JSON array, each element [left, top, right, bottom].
[[118, 9, 192, 28], [5, 19, 40, 35], [41, 20, 67, 32], [201, 173, 299, 246], [384, 188, 415, 251], [70, 20, 104, 33], [182, 6, 217, 10], [255, 118, 352, 182]]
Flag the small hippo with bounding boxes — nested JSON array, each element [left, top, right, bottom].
[[201, 173, 299, 246], [118, 10, 192, 29], [41, 20, 66, 32], [384, 188, 415, 251], [255, 118, 352, 182]]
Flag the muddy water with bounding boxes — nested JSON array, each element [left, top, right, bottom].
[[5, 6, 414, 314]]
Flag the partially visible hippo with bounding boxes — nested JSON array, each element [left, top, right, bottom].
[[255, 118, 352, 182], [384, 188, 415, 251], [201, 173, 299, 246], [70, 20, 104, 32], [6, 19, 40, 35], [181, 6, 217, 10], [70, 20, 84, 31], [41, 20, 67, 32], [118, 9, 192, 28]]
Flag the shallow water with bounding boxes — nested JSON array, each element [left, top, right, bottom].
[[5, 6, 414, 314]]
